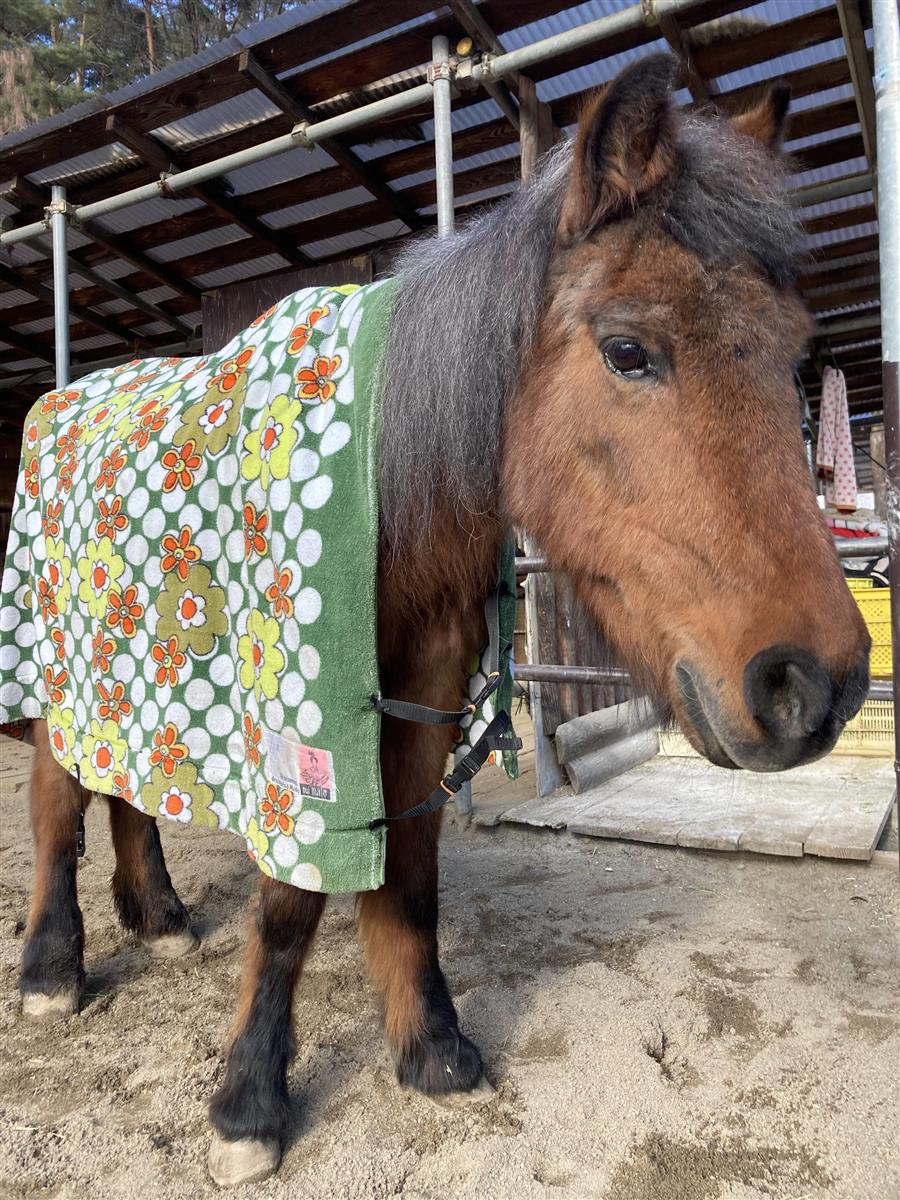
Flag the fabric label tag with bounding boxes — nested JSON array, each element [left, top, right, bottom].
[[264, 729, 337, 803]]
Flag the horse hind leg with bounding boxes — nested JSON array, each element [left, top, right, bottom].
[[107, 796, 198, 958], [20, 720, 91, 1018], [208, 875, 326, 1186]]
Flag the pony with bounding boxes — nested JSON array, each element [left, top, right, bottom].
[[14, 56, 870, 1186]]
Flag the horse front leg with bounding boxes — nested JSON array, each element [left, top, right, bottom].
[[107, 796, 198, 958], [358, 720, 484, 1095], [20, 719, 92, 1018], [207, 876, 326, 1186]]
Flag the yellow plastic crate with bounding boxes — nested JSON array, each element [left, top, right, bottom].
[[847, 580, 891, 678], [831, 700, 894, 757], [658, 700, 893, 759]]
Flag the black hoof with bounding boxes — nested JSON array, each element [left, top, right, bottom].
[[396, 1030, 484, 1094], [209, 1055, 292, 1145], [113, 881, 192, 942], [20, 927, 84, 1012]]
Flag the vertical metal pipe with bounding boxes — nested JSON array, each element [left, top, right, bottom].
[[50, 185, 70, 389], [431, 36, 455, 238], [872, 0, 900, 868]]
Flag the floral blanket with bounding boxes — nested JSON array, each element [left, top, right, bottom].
[[0, 281, 517, 892], [0, 283, 400, 892]]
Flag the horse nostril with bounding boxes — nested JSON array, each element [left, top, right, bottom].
[[744, 646, 833, 741]]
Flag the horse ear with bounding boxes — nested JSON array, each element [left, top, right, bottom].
[[558, 55, 679, 244], [731, 83, 791, 150]]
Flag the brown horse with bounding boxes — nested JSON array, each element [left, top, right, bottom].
[[16, 56, 869, 1186]]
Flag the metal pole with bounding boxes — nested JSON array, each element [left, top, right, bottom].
[[792, 171, 874, 206], [431, 36, 455, 239], [428, 32, 465, 812], [513, 664, 632, 687], [873, 0, 900, 868], [0, 82, 435, 247], [50, 185, 70, 389], [473, 0, 707, 82], [516, 539, 890, 576]]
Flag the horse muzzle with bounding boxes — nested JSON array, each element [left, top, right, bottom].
[[673, 645, 870, 772]]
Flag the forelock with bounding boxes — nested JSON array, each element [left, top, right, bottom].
[[659, 111, 803, 285]]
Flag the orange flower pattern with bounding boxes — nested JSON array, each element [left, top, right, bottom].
[[265, 566, 294, 618], [96, 496, 128, 541], [243, 503, 268, 558], [296, 355, 340, 404], [160, 526, 201, 581], [94, 444, 127, 492], [243, 714, 262, 767], [106, 584, 144, 637], [209, 347, 254, 393], [150, 637, 187, 687], [91, 625, 116, 672], [24, 457, 39, 498], [42, 499, 62, 538], [126, 402, 170, 452], [97, 681, 132, 724], [160, 440, 202, 493], [287, 306, 328, 354], [260, 782, 294, 836], [149, 723, 188, 778], [43, 665, 69, 705]]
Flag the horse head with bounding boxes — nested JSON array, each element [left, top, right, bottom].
[[504, 56, 870, 772]]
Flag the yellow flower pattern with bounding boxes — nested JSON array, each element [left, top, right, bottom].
[[240, 393, 302, 490], [238, 608, 285, 700], [76, 538, 124, 620]]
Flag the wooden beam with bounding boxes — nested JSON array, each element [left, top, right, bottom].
[[6, 176, 200, 300], [836, 0, 878, 176], [519, 74, 554, 184], [0, 261, 146, 350], [0, 322, 53, 365], [237, 50, 424, 231], [106, 114, 315, 268], [447, 0, 563, 142], [800, 258, 879, 292], [447, 0, 523, 135], [658, 12, 714, 103], [808, 281, 880, 313], [691, 7, 842, 80], [805, 201, 877, 238]]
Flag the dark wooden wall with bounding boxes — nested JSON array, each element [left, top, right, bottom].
[[201, 254, 373, 353]]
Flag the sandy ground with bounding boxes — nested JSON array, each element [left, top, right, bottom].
[[1, 775, 898, 1200]]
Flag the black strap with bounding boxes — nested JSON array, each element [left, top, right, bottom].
[[74, 765, 86, 857], [370, 711, 522, 829], [371, 583, 506, 726], [371, 695, 472, 725]]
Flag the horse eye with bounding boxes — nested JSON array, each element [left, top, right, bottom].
[[601, 337, 655, 380]]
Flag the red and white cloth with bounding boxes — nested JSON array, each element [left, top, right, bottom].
[[816, 366, 857, 512]]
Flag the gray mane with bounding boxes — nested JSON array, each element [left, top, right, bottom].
[[378, 143, 571, 551], [379, 111, 801, 550]]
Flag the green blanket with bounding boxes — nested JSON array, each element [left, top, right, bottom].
[[0, 281, 516, 892]]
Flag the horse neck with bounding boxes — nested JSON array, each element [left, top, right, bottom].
[[378, 498, 504, 658]]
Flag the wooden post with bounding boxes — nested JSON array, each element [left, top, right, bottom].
[[518, 76, 553, 184], [871, 424, 886, 518]]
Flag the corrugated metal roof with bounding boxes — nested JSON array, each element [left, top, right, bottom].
[[0, 0, 886, 423]]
